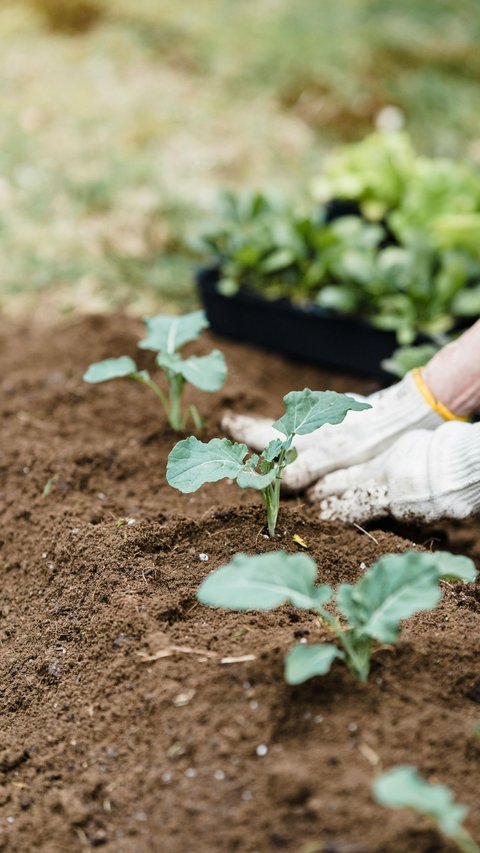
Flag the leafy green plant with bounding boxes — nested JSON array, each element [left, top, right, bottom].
[[381, 343, 439, 378], [373, 766, 479, 853], [197, 134, 480, 345], [197, 549, 476, 682], [84, 310, 226, 431], [167, 389, 370, 537]]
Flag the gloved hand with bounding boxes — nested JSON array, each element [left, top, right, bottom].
[[222, 371, 448, 492], [311, 421, 480, 524]]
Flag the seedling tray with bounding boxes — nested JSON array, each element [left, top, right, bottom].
[[197, 267, 409, 379]]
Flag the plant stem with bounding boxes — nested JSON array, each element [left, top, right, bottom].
[[167, 373, 185, 431], [319, 612, 371, 682], [455, 832, 480, 853], [261, 447, 287, 537], [134, 375, 169, 414]]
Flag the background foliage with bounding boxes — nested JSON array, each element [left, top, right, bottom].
[[2, 0, 480, 317]]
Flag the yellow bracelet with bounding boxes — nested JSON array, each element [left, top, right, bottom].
[[412, 368, 469, 422]]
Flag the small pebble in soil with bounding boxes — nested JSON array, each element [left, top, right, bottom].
[[249, 700, 258, 710], [173, 689, 195, 707], [134, 812, 147, 822], [184, 768, 197, 778], [256, 744, 268, 757], [22, 467, 30, 474], [314, 715, 324, 724], [161, 772, 172, 783], [42, 552, 48, 559], [243, 681, 251, 689], [126, 518, 136, 526], [198, 553, 209, 562], [359, 562, 367, 570], [213, 770, 225, 781], [241, 790, 253, 801], [6, 817, 14, 824], [299, 638, 307, 644], [348, 722, 358, 733]]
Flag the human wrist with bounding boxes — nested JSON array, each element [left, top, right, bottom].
[[411, 368, 469, 422], [422, 323, 480, 417]]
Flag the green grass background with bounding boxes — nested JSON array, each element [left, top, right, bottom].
[[2, 0, 480, 317]]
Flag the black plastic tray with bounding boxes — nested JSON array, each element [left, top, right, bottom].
[[197, 267, 411, 379]]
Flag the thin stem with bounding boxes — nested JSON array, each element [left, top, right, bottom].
[[134, 375, 169, 413], [188, 404, 203, 430], [261, 447, 288, 538], [455, 831, 480, 853], [318, 611, 371, 682], [167, 373, 185, 431]]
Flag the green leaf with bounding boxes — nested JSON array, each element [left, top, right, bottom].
[[373, 766, 469, 839], [262, 438, 286, 462], [260, 248, 296, 273], [431, 551, 477, 582], [273, 388, 371, 437], [197, 551, 332, 612], [285, 643, 345, 684], [83, 356, 138, 383], [166, 437, 248, 493], [138, 310, 208, 353], [337, 551, 444, 643], [452, 283, 480, 316], [236, 467, 277, 490], [157, 350, 227, 392], [381, 344, 438, 379]]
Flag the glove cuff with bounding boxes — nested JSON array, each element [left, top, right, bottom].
[[411, 368, 470, 423]]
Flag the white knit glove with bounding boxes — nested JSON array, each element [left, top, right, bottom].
[[312, 421, 480, 524], [222, 373, 446, 492]]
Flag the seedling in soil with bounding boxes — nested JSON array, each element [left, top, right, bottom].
[[197, 549, 477, 682], [83, 310, 227, 430], [166, 388, 370, 537], [373, 765, 480, 853]]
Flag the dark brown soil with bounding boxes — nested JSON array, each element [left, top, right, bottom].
[[1, 314, 479, 853]]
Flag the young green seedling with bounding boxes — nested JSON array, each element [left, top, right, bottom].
[[197, 549, 477, 682], [166, 388, 371, 537], [83, 310, 227, 431], [373, 766, 479, 853]]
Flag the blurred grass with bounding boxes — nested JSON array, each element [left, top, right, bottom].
[[1, 0, 480, 317]]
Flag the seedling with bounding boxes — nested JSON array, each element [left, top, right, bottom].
[[197, 549, 477, 682], [166, 388, 370, 537], [83, 310, 227, 431], [373, 766, 479, 853]]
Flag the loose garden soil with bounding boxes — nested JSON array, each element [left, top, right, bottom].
[[1, 314, 479, 853]]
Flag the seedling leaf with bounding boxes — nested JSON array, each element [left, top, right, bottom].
[[138, 310, 208, 353], [236, 467, 277, 490], [83, 356, 139, 383], [197, 551, 332, 611], [285, 643, 345, 685], [337, 551, 443, 642], [166, 437, 248, 493], [373, 765, 469, 839], [429, 550, 477, 582], [158, 350, 227, 392], [262, 438, 286, 462], [273, 388, 371, 436]]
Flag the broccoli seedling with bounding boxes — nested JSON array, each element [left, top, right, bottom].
[[197, 549, 477, 682], [166, 388, 370, 537], [83, 310, 227, 431], [373, 766, 479, 853]]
